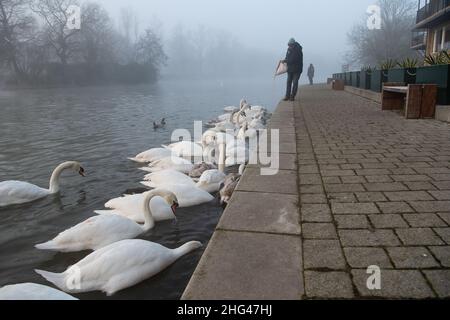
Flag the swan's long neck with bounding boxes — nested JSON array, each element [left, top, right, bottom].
[[172, 241, 202, 258], [218, 142, 226, 173], [49, 162, 74, 194], [142, 192, 156, 231]]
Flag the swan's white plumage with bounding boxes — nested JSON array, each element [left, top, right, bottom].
[[98, 194, 174, 223], [35, 239, 202, 296], [140, 183, 214, 207], [128, 148, 173, 163], [0, 181, 50, 207], [196, 170, 226, 193], [0, 283, 77, 300], [143, 170, 195, 187], [145, 156, 194, 174], [163, 141, 203, 158]]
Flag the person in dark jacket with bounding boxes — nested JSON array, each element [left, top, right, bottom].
[[282, 38, 303, 101], [307, 64, 315, 85]]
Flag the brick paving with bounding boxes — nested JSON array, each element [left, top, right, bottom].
[[296, 85, 450, 299]]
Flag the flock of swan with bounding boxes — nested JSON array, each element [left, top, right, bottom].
[[0, 99, 271, 300]]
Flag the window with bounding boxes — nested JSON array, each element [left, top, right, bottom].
[[444, 25, 450, 50], [434, 28, 443, 52]]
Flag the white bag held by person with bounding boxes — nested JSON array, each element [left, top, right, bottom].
[[275, 61, 288, 76]]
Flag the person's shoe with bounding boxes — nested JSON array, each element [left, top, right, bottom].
[[282, 97, 290, 101]]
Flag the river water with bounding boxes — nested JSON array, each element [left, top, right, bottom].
[[0, 78, 283, 300]]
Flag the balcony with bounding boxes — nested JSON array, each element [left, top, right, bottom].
[[415, 0, 450, 28], [411, 31, 427, 49]]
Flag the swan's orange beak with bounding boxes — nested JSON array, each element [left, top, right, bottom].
[[171, 202, 179, 214], [79, 167, 86, 177]]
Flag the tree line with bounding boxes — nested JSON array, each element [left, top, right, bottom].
[[0, 0, 167, 86]]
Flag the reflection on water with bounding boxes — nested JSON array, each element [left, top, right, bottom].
[[0, 78, 282, 299]]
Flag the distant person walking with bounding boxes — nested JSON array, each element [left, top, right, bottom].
[[282, 38, 303, 101], [307, 64, 315, 85]]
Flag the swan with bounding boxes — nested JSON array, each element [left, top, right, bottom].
[[35, 239, 202, 296], [143, 169, 195, 187], [162, 141, 204, 158], [140, 182, 214, 207], [128, 148, 173, 163], [0, 161, 85, 207], [189, 162, 217, 178], [141, 156, 194, 174], [0, 283, 78, 300], [194, 139, 227, 193], [223, 106, 239, 113], [35, 189, 178, 252], [220, 165, 245, 206], [95, 193, 176, 224]]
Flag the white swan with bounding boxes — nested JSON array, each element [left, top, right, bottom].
[[195, 140, 227, 193], [140, 182, 214, 207], [128, 148, 173, 163], [35, 239, 202, 296], [140, 156, 194, 174], [0, 283, 78, 300], [95, 193, 176, 224], [143, 169, 195, 187], [35, 189, 178, 252], [0, 161, 85, 207], [163, 141, 204, 158]]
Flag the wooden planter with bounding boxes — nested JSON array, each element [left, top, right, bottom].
[[359, 71, 371, 89], [371, 70, 389, 92], [388, 68, 417, 85], [416, 65, 450, 105]]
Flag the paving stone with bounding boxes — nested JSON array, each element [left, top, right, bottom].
[[424, 271, 450, 298], [384, 191, 434, 202], [351, 270, 435, 299], [218, 192, 300, 235], [344, 247, 393, 268], [403, 181, 437, 191], [301, 193, 328, 204], [409, 201, 450, 213], [236, 168, 298, 195], [332, 203, 379, 215], [364, 183, 408, 192], [387, 247, 440, 268], [182, 231, 303, 300], [434, 228, 450, 244], [335, 215, 369, 229], [325, 184, 365, 193], [402, 213, 447, 228], [299, 174, 322, 185], [304, 240, 346, 270], [437, 212, 450, 225], [327, 193, 357, 203], [369, 214, 409, 228], [300, 185, 324, 194], [341, 176, 367, 184], [356, 169, 391, 176], [339, 230, 401, 247], [323, 176, 341, 184], [321, 170, 355, 177], [433, 181, 450, 190], [299, 165, 319, 174], [377, 202, 414, 214], [429, 246, 450, 267], [304, 272, 354, 299], [301, 204, 332, 222], [365, 175, 394, 183], [355, 192, 387, 202], [302, 224, 338, 240], [396, 228, 444, 246], [429, 191, 450, 200]]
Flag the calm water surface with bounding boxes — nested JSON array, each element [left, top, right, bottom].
[[0, 78, 282, 299]]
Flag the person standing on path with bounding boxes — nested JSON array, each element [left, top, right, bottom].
[[282, 38, 303, 101], [307, 64, 315, 85]]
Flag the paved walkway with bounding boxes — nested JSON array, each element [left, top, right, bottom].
[[183, 84, 450, 299]]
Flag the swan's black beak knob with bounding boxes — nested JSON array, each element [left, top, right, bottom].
[[79, 167, 86, 177]]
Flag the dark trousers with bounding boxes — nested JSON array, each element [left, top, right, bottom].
[[308, 76, 313, 85], [286, 72, 301, 99]]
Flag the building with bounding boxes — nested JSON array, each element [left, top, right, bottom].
[[411, 0, 450, 54]]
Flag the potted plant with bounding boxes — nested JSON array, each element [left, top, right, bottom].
[[388, 58, 418, 85], [371, 60, 396, 92], [416, 51, 450, 105], [360, 66, 373, 89]]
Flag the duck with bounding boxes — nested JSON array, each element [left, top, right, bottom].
[[128, 148, 173, 163], [35, 189, 178, 252], [0, 161, 85, 207], [0, 283, 78, 300], [35, 239, 202, 296]]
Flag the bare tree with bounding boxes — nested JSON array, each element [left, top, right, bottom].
[[0, 0, 35, 81], [136, 28, 167, 70], [31, 0, 80, 66], [346, 0, 418, 67]]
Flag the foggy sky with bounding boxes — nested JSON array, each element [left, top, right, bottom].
[[92, 0, 379, 79]]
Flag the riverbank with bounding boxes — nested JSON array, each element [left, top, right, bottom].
[[182, 84, 450, 299]]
